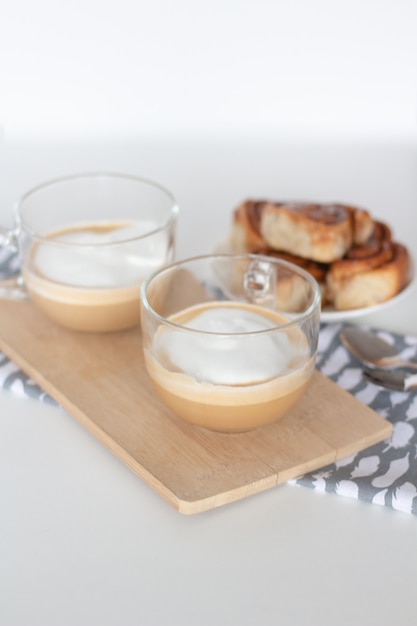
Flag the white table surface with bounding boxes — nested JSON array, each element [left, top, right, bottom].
[[1, 135, 417, 626]]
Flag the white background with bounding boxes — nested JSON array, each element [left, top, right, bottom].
[[1, 0, 417, 141], [1, 0, 417, 262]]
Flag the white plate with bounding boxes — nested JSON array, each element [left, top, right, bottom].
[[320, 273, 416, 323]]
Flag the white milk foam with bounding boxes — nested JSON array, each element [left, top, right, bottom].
[[156, 306, 299, 385], [33, 221, 167, 288]]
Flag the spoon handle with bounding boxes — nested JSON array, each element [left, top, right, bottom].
[[396, 359, 417, 370], [363, 367, 417, 392]]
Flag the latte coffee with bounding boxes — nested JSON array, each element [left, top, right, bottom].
[[23, 220, 172, 332], [144, 301, 314, 432]]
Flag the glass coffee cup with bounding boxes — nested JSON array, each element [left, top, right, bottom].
[[0, 172, 178, 332], [140, 253, 321, 433]]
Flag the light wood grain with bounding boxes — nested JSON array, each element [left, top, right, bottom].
[[0, 300, 392, 514]]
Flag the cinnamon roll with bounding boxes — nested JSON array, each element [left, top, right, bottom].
[[229, 200, 412, 311], [259, 202, 374, 263], [231, 200, 374, 263], [327, 223, 412, 310], [230, 200, 267, 253], [259, 248, 329, 303]]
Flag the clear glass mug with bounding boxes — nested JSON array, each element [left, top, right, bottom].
[[0, 172, 178, 332], [140, 253, 321, 433]]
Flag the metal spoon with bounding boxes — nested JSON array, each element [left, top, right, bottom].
[[340, 327, 417, 370], [363, 367, 417, 392]]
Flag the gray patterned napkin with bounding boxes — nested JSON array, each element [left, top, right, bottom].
[[1, 308, 416, 515], [0, 353, 57, 405], [0, 250, 57, 404], [291, 323, 417, 516]]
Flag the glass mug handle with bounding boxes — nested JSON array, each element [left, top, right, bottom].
[[0, 227, 27, 300]]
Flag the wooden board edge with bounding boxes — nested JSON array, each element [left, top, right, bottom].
[[334, 421, 393, 460], [176, 474, 279, 515]]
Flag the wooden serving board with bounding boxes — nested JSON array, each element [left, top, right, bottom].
[[0, 300, 392, 514]]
